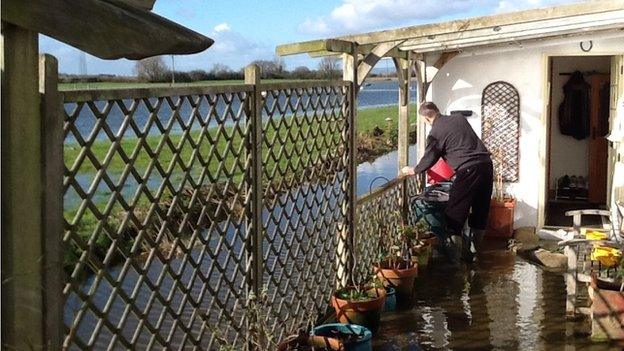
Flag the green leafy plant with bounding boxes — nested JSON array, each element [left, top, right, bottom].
[[336, 288, 374, 302], [376, 211, 421, 269], [490, 147, 512, 202]]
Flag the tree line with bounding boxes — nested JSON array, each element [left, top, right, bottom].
[[60, 56, 342, 84], [124, 55, 339, 83]]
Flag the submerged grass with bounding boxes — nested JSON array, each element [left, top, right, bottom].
[[63, 104, 417, 273]]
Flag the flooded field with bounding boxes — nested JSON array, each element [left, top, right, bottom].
[[373, 242, 621, 351]]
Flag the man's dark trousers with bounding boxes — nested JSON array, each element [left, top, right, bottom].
[[445, 162, 494, 236]]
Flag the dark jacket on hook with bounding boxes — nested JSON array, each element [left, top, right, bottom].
[[558, 71, 590, 140]]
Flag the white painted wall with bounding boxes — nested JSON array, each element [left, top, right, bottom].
[[548, 56, 611, 191], [429, 34, 624, 228]]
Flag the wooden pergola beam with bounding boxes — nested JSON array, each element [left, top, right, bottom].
[[276, 1, 624, 57], [1, 0, 214, 60], [308, 45, 408, 60], [398, 10, 624, 52], [276, 39, 355, 57], [336, 1, 624, 46], [356, 40, 405, 87]]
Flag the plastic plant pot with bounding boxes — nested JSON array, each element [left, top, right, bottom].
[[383, 287, 396, 311], [310, 323, 373, 351]]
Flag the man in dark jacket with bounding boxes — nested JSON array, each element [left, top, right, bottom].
[[402, 102, 493, 263]]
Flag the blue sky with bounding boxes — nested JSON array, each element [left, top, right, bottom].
[[39, 0, 580, 76]]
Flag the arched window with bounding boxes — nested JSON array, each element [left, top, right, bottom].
[[481, 81, 520, 182]]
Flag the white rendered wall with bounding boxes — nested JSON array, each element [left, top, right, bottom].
[[429, 35, 624, 228], [548, 56, 611, 192]]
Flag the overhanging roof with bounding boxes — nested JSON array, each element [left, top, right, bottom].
[[276, 1, 624, 57], [1, 0, 214, 60]]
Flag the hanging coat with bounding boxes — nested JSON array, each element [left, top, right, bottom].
[[558, 71, 591, 140]]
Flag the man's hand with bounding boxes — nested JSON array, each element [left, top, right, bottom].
[[401, 166, 415, 176]]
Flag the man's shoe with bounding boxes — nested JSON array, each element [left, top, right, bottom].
[[444, 235, 462, 266], [463, 229, 485, 264]]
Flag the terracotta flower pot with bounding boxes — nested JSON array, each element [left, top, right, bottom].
[[486, 198, 516, 238], [331, 287, 386, 333], [374, 261, 418, 299], [589, 276, 624, 341]]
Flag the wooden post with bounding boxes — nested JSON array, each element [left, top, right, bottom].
[[1, 22, 45, 349], [339, 45, 357, 288], [245, 64, 263, 297], [40, 54, 64, 350], [413, 56, 428, 189], [394, 57, 411, 221], [394, 57, 411, 174]]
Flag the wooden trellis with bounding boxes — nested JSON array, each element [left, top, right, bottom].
[[481, 81, 520, 182]]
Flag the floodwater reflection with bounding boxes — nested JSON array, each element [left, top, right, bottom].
[[373, 242, 621, 350]]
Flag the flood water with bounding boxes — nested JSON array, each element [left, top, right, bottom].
[[373, 242, 621, 351]]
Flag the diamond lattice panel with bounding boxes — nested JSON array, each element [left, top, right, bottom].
[[62, 88, 253, 350], [354, 182, 404, 282], [260, 83, 351, 341], [481, 81, 520, 182]]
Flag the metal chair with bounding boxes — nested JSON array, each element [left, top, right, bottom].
[[558, 201, 624, 317]]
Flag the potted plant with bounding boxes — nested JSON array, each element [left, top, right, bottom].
[[588, 258, 624, 342], [486, 148, 516, 238], [330, 284, 386, 333], [410, 220, 436, 268], [373, 212, 419, 300]]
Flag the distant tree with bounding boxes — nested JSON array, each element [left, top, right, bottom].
[[318, 56, 341, 80], [210, 63, 235, 80], [292, 66, 313, 79], [250, 56, 286, 79], [273, 56, 285, 75], [188, 69, 211, 81], [135, 56, 168, 82]]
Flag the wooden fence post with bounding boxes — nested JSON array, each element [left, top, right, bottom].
[[394, 56, 411, 221], [413, 56, 428, 191], [40, 53, 65, 350], [394, 57, 411, 175], [1, 22, 45, 349], [245, 64, 263, 297], [339, 44, 358, 288]]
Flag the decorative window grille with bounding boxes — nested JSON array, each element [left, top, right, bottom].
[[481, 81, 520, 182]]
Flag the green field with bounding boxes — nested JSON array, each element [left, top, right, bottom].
[[64, 104, 416, 177]]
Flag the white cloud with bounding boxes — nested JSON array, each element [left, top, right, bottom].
[[214, 23, 231, 32], [298, 0, 582, 37], [163, 25, 275, 72]]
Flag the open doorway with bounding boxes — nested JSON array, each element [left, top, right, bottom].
[[545, 56, 612, 227]]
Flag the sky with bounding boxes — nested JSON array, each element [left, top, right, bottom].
[[39, 0, 582, 76]]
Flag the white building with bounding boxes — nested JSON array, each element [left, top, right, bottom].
[[278, 0, 624, 230]]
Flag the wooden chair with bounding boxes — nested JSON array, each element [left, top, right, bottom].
[[558, 201, 624, 317]]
